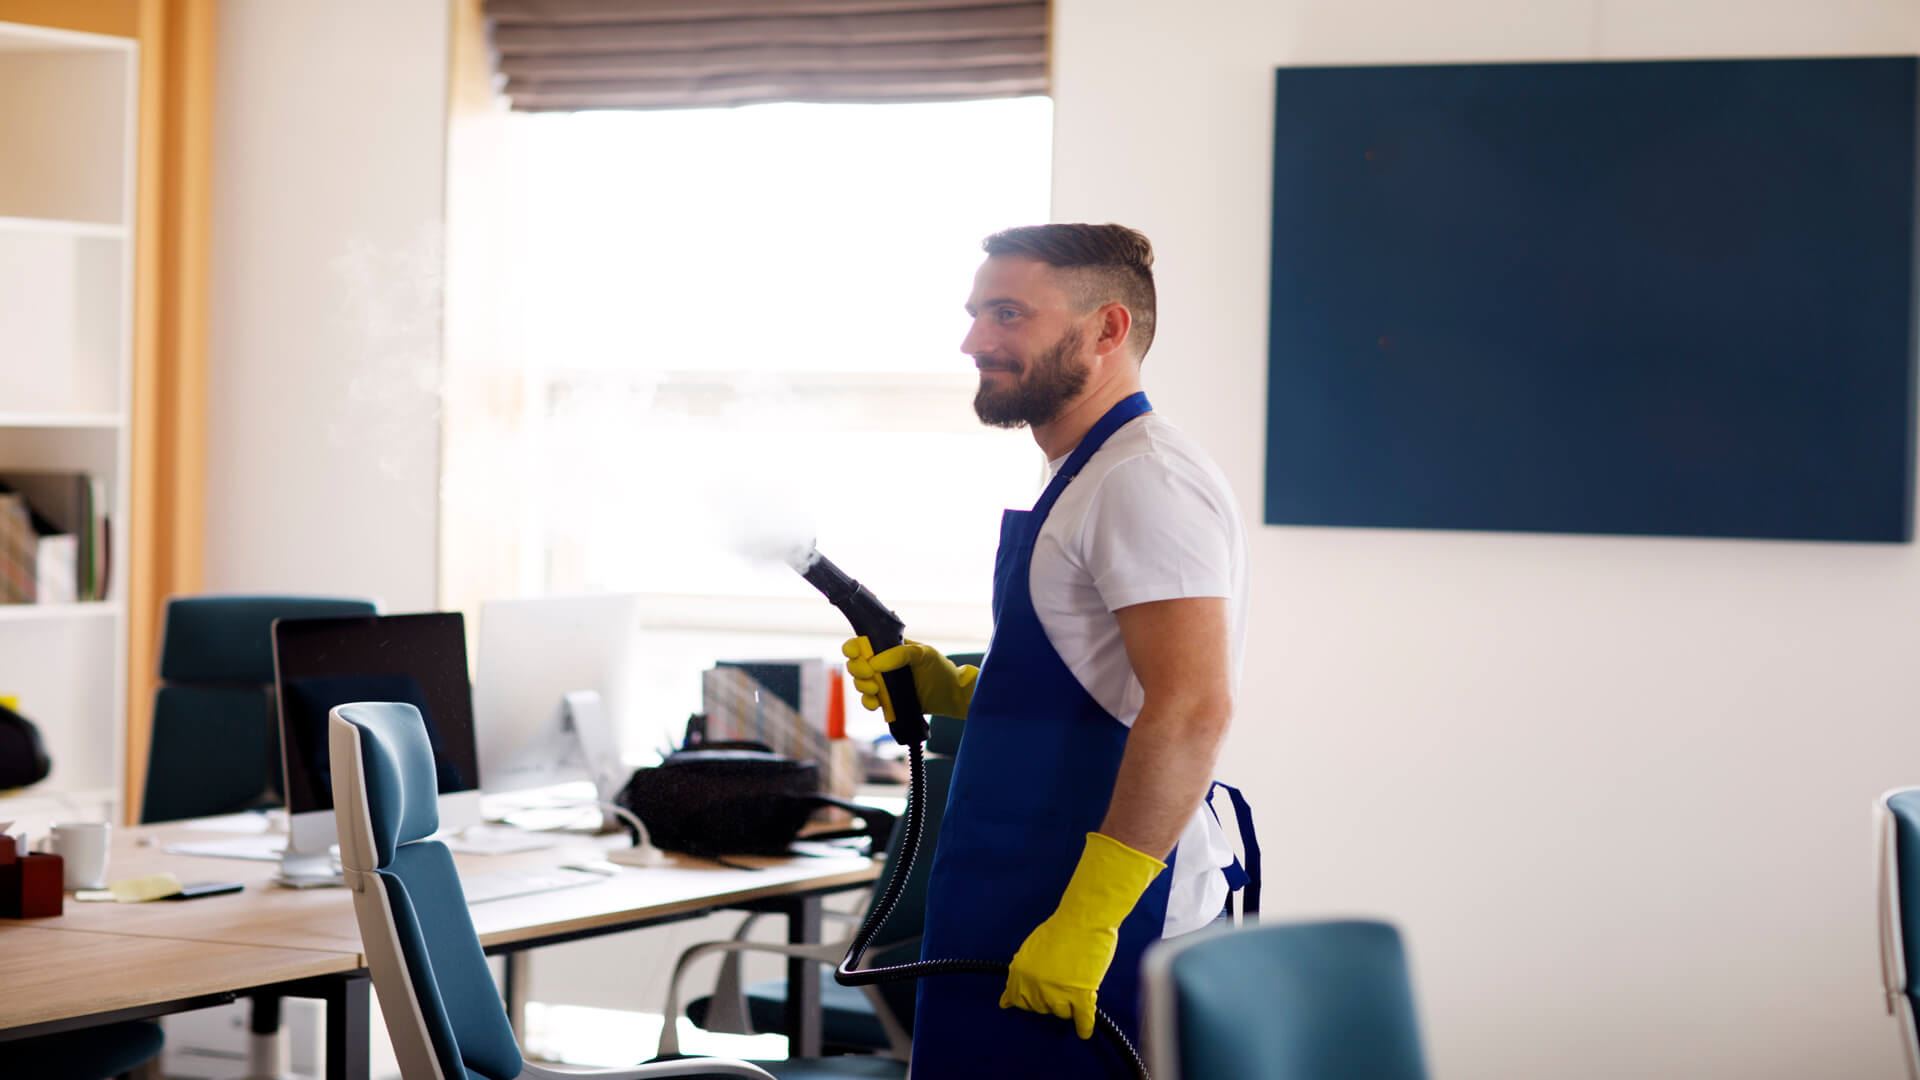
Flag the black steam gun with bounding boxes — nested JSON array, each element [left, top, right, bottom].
[[791, 547, 927, 745]]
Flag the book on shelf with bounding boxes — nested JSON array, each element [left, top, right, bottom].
[[34, 535, 77, 605], [0, 495, 32, 604], [0, 471, 109, 604]]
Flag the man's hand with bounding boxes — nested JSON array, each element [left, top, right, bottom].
[[1000, 832, 1167, 1039], [841, 636, 979, 722]]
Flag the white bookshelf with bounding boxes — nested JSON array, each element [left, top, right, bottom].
[[0, 413, 126, 428], [0, 20, 137, 830], [0, 602, 122, 623], [0, 216, 128, 239]]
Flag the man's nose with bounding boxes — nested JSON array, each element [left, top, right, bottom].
[[959, 316, 996, 360]]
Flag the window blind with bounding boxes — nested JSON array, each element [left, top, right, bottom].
[[483, 0, 1049, 111]]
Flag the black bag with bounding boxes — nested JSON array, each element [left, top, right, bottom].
[[617, 742, 892, 857], [0, 702, 51, 790]]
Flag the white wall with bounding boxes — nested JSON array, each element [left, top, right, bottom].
[[1050, 2, 1920, 1077], [205, 0, 449, 610]]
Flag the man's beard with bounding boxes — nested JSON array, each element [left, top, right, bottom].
[[972, 327, 1090, 429]]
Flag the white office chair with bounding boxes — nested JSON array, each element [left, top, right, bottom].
[[1877, 787, 1920, 1079], [328, 700, 773, 1080]]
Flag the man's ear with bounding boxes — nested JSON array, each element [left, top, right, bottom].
[[1094, 302, 1133, 359]]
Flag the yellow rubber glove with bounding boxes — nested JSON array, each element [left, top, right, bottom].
[[841, 636, 979, 721], [1000, 832, 1167, 1039]]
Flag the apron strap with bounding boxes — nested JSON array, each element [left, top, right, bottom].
[[1030, 392, 1152, 520], [1208, 781, 1262, 921]]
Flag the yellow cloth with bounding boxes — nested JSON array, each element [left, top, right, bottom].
[[1000, 832, 1167, 1038], [841, 636, 978, 722]]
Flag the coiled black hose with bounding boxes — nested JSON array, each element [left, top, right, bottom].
[[832, 742, 1151, 1080]]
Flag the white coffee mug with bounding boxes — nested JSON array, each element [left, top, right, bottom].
[[51, 821, 110, 890]]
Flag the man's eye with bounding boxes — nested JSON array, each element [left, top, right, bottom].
[[995, 308, 1019, 324]]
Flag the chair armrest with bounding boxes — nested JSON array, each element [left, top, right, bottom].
[[668, 908, 856, 1041], [518, 1058, 775, 1079], [698, 913, 770, 1034], [656, 938, 848, 1058]]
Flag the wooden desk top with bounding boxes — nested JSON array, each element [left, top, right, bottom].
[[0, 924, 352, 1036], [466, 849, 880, 950], [26, 821, 880, 963], [28, 826, 365, 955]]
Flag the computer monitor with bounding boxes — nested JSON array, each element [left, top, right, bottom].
[[272, 612, 484, 866], [472, 593, 638, 801]]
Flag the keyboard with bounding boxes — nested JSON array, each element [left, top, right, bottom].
[[458, 867, 607, 904], [164, 834, 290, 862]]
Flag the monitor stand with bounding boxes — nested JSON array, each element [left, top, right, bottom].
[[275, 847, 341, 888], [563, 689, 629, 809], [564, 690, 664, 866]]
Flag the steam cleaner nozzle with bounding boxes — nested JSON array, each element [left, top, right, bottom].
[[794, 548, 928, 745]]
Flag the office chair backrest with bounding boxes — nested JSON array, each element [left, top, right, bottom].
[[1143, 920, 1429, 1080], [1878, 787, 1920, 1079], [330, 701, 524, 1080], [143, 595, 374, 823]]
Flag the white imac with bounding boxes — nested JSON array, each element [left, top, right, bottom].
[[272, 612, 484, 878], [472, 593, 639, 805]]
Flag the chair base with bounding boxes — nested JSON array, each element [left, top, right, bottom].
[[687, 973, 890, 1056], [648, 1055, 905, 1080], [247, 1028, 290, 1078], [8, 1020, 164, 1078]]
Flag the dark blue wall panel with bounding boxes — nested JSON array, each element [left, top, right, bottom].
[[1265, 58, 1918, 542]]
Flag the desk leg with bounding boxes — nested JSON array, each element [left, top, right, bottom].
[[324, 974, 371, 1080], [504, 952, 531, 1037], [784, 895, 823, 1058]]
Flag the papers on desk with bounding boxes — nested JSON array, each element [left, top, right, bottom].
[[165, 823, 563, 860], [177, 810, 278, 833], [442, 823, 562, 855], [74, 872, 184, 903], [460, 867, 605, 904]]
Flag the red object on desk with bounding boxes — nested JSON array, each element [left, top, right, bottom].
[[0, 833, 17, 916], [0, 845, 62, 918], [826, 670, 846, 740]]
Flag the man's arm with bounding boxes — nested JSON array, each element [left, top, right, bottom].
[[998, 594, 1235, 1037], [1099, 595, 1235, 857]]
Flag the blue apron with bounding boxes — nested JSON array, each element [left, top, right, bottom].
[[912, 391, 1224, 1077]]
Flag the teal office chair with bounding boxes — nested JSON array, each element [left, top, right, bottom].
[[141, 593, 374, 1074], [328, 701, 902, 1080], [670, 714, 961, 1060], [7, 1019, 164, 1078], [1876, 787, 1920, 1078], [142, 594, 375, 822], [1142, 920, 1430, 1080]]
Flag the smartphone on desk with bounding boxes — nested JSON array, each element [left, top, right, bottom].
[[163, 881, 245, 900]]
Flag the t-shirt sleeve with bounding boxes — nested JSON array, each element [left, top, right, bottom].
[[1077, 455, 1235, 612]]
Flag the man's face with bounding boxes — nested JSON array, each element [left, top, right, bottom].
[[962, 256, 1093, 429]]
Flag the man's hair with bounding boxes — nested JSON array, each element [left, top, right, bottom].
[[982, 223, 1157, 360]]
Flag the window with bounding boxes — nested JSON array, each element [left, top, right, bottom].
[[442, 98, 1052, 742]]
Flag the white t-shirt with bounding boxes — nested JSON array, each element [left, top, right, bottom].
[[1029, 411, 1249, 938]]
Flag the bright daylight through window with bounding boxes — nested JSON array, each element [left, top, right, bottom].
[[442, 97, 1053, 736]]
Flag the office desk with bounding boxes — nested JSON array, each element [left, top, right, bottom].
[[2, 822, 881, 1079], [0, 924, 353, 1033]]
